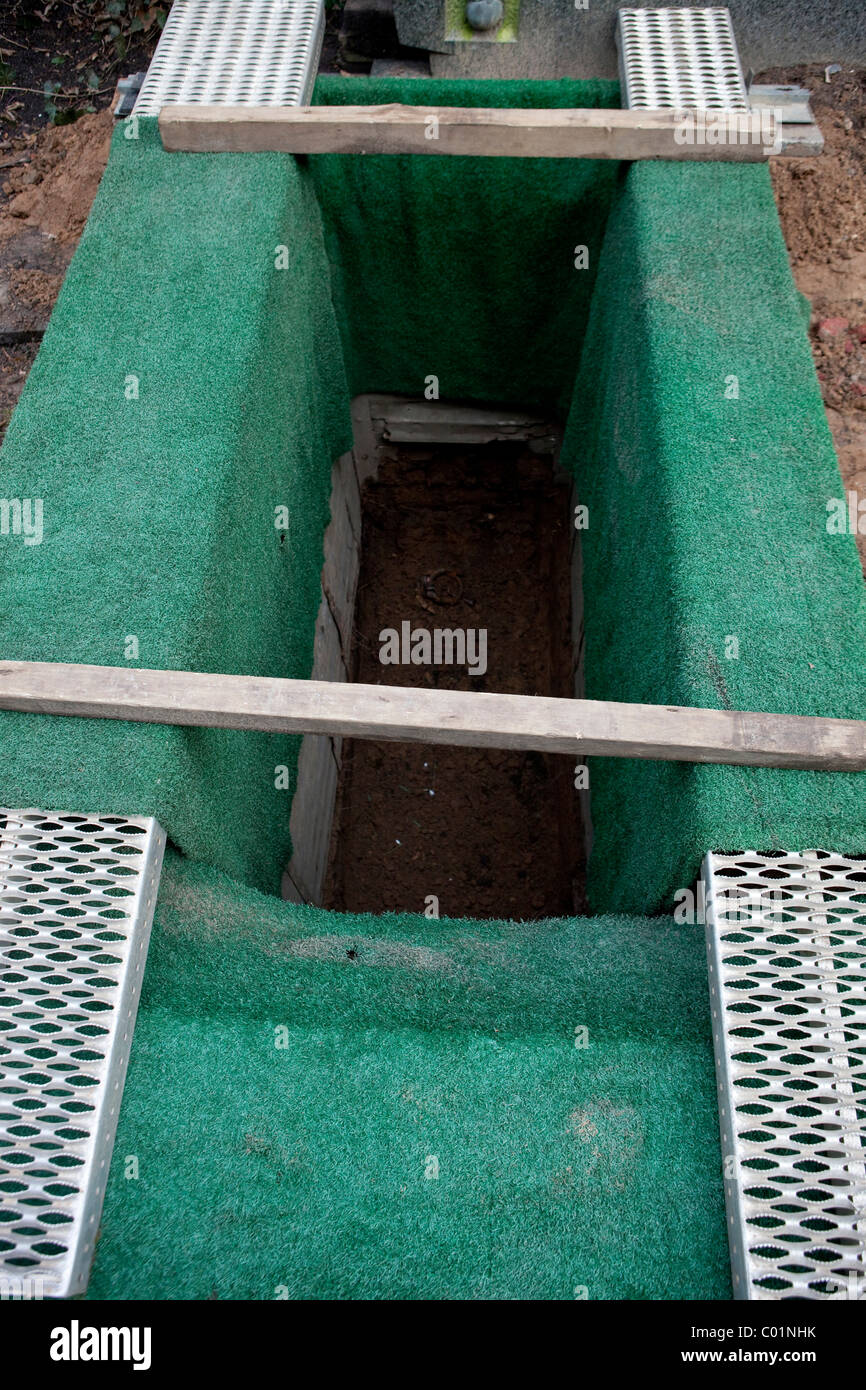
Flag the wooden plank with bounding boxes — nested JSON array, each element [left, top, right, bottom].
[[159, 103, 778, 162], [0, 661, 864, 771], [569, 483, 592, 862], [321, 451, 360, 662], [309, 592, 347, 687], [280, 866, 306, 904], [376, 397, 558, 447], [287, 731, 339, 903], [350, 394, 379, 489], [378, 399, 551, 432], [284, 450, 357, 905]]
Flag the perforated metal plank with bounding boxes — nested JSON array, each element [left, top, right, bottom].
[[704, 850, 866, 1300], [617, 8, 748, 110], [134, 0, 324, 117], [0, 811, 165, 1298]]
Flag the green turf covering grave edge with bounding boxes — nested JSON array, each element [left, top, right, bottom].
[[84, 851, 731, 1301], [565, 159, 866, 913]]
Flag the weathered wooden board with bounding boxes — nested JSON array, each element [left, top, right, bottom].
[[286, 730, 339, 904], [0, 661, 863, 770], [159, 103, 778, 161]]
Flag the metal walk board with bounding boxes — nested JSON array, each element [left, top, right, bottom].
[[616, 7, 823, 154], [133, 0, 324, 117], [0, 811, 165, 1298], [617, 8, 748, 110], [704, 850, 866, 1299]]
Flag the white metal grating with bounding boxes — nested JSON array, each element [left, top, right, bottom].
[[617, 8, 748, 110], [133, 0, 324, 117], [704, 850, 866, 1300], [0, 811, 165, 1298]]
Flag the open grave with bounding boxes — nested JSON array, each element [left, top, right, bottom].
[[322, 436, 584, 921], [0, 8, 865, 1303]]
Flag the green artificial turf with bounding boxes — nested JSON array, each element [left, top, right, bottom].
[[0, 80, 863, 1299], [310, 77, 621, 413], [565, 160, 866, 914], [85, 851, 730, 1301], [0, 118, 351, 894], [2, 79, 861, 913], [0, 78, 619, 894]]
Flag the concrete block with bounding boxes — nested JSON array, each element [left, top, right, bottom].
[[394, 0, 866, 79]]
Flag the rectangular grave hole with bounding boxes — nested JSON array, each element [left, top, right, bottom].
[[302, 409, 588, 922]]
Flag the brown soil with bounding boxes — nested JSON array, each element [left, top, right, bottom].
[[325, 443, 584, 921], [0, 107, 113, 439], [766, 68, 866, 267], [0, 337, 38, 439], [761, 64, 866, 569], [0, 105, 113, 241]]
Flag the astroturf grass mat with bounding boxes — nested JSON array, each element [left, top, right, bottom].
[[86, 852, 731, 1300]]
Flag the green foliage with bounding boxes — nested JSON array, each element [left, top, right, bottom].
[[25, 2, 171, 122], [95, 2, 170, 58], [42, 78, 61, 121], [43, 75, 83, 125]]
